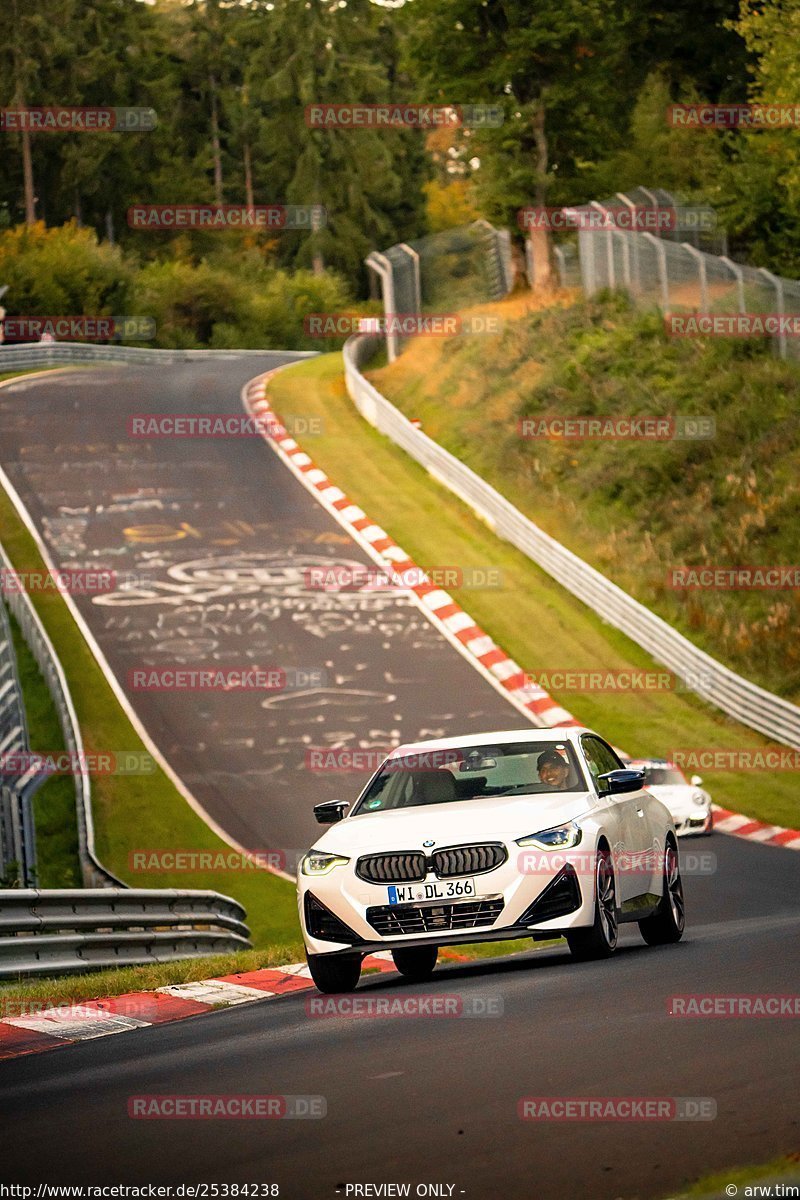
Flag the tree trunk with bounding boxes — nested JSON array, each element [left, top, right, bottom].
[[243, 140, 254, 209], [529, 100, 553, 291], [209, 73, 224, 206], [21, 125, 35, 225], [105, 209, 115, 244]]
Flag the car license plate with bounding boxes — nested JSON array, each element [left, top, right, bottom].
[[387, 878, 477, 904]]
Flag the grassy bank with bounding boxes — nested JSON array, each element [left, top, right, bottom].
[[268, 353, 798, 830], [367, 291, 800, 703]]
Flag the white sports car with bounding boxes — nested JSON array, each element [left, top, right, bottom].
[[623, 759, 713, 837], [297, 727, 685, 993]]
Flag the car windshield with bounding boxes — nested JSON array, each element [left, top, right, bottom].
[[640, 766, 687, 787], [352, 741, 587, 814]]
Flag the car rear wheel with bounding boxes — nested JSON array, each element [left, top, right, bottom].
[[306, 952, 362, 994], [638, 840, 685, 945], [391, 945, 438, 981], [566, 847, 618, 961]]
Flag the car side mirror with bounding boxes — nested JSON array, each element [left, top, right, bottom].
[[313, 800, 349, 825], [597, 768, 645, 796], [690, 775, 703, 787]]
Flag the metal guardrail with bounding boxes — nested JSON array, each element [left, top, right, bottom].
[[0, 585, 41, 887], [343, 333, 800, 751], [0, 540, 122, 888], [0, 888, 250, 978], [0, 343, 311, 369]]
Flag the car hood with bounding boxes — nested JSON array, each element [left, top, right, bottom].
[[646, 785, 707, 815], [310, 791, 596, 855]]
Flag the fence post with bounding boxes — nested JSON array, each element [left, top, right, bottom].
[[616, 192, 639, 292], [683, 244, 708, 311], [720, 256, 746, 313], [553, 246, 566, 289], [525, 237, 535, 288], [397, 243, 421, 314], [365, 251, 399, 362], [758, 268, 786, 359], [590, 202, 614, 289], [642, 232, 669, 308]]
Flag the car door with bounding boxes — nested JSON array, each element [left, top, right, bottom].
[[580, 735, 646, 904]]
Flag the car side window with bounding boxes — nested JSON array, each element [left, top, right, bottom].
[[581, 736, 621, 787]]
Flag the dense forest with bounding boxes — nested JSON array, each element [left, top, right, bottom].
[[1, 0, 799, 344]]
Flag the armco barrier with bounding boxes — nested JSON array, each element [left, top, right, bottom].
[[0, 540, 121, 888], [343, 333, 800, 751], [0, 584, 38, 886], [0, 343, 317, 369], [0, 888, 251, 978]]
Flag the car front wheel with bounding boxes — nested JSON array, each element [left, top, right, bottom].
[[638, 840, 685, 945], [306, 952, 362, 994], [392, 945, 438, 981], [566, 847, 618, 961]]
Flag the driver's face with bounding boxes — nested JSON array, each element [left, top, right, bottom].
[[539, 761, 569, 788]]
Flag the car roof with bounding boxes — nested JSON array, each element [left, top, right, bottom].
[[385, 726, 592, 758]]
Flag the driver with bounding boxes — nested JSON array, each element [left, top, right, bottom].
[[537, 749, 570, 790]]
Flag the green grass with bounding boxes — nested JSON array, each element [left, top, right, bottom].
[[7, 612, 81, 888], [0, 481, 299, 949], [667, 1155, 800, 1198], [0, 947, 305, 1011], [268, 353, 798, 831], [368, 292, 800, 702]]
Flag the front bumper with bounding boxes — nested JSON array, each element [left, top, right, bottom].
[[674, 813, 713, 836], [298, 851, 595, 957]]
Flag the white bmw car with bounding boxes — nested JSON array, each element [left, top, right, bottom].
[[297, 727, 685, 993], [623, 759, 713, 837]]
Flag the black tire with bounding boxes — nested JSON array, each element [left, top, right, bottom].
[[391, 944, 438, 981], [566, 846, 618, 961], [638, 840, 685, 946], [306, 952, 362, 994]]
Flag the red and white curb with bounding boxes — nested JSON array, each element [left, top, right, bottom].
[[0, 951, 473, 1063], [711, 805, 800, 850], [241, 368, 800, 856]]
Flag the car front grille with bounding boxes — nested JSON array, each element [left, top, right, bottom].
[[356, 853, 427, 884], [356, 843, 507, 884], [432, 843, 507, 877], [366, 897, 504, 936]]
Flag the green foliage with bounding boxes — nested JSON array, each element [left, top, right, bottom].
[[0, 222, 355, 349], [370, 294, 800, 700], [0, 222, 133, 315]]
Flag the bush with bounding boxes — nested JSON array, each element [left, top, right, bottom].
[[0, 221, 133, 319]]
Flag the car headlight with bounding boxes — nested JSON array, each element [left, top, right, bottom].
[[516, 821, 583, 849], [300, 851, 350, 876]]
